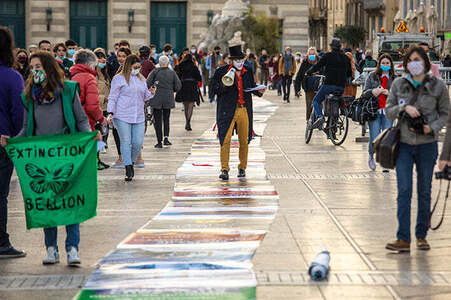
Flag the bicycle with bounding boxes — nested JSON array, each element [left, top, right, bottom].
[[144, 101, 155, 134], [305, 91, 351, 146]]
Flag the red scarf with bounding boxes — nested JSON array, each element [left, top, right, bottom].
[[379, 75, 388, 109]]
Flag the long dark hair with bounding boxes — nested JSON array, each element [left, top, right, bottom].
[[182, 53, 194, 64], [374, 53, 395, 78], [0, 26, 15, 67], [24, 52, 65, 100]]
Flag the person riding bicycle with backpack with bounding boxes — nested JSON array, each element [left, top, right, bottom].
[[306, 38, 352, 128]]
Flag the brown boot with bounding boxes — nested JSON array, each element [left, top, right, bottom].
[[416, 238, 430, 251], [386, 239, 410, 252]]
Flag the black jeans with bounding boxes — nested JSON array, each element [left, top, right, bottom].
[[153, 108, 171, 143], [281, 75, 293, 98], [0, 146, 13, 248]]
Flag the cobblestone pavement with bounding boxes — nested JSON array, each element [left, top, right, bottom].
[[1, 90, 451, 299]]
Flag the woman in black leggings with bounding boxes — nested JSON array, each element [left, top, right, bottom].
[[146, 55, 182, 148]]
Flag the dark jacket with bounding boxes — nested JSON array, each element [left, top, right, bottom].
[[174, 60, 202, 103], [294, 58, 320, 93], [140, 59, 155, 78], [107, 54, 120, 79], [212, 65, 263, 145], [259, 55, 269, 70], [0, 62, 24, 137], [146, 67, 182, 109], [358, 57, 377, 72], [307, 49, 351, 88]]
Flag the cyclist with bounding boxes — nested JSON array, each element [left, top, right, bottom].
[[306, 38, 351, 128]]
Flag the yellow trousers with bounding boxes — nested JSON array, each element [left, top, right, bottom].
[[220, 107, 249, 172]]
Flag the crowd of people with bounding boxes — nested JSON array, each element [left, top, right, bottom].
[[2, 22, 451, 266]]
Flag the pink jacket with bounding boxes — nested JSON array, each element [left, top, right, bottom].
[[70, 64, 104, 130], [431, 64, 440, 79]]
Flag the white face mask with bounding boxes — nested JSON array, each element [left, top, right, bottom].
[[233, 60, 245, 70], [131, 68, 140, 76], [407, 61, 424, 76], [191, 49, 196, 54]]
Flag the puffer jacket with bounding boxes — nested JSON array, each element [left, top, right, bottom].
[[70, 64, 104, 129], [386, 74, 449, 145], [96, 68, 110, 111]]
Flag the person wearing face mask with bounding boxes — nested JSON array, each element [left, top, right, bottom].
[[65, 40, 78, 62], [362, 53, 396, 172], [385, 46, 449, 252], [108, 55, 156, 181], [211, 44, 266, 180], [258, 49, 270, 87], [190, 45, 200, 64], [7, 51, 100, 265], [53, 42, 73, 77], [278, 46, 297, 103], [94, 48, 111, 156], [15, 49, 30, 80], [0, 26, 26, 259], [157, 44, 175, 69], [149, 44, 158, 64], [206, 46, 224, 103], [294, 47, 320, 120], [146, 56, 181, 148], [107, 47, 131, 169], [138, 45, 155, 78]]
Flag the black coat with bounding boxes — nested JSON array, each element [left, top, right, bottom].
[[307, 49, 351, 88], [212, 64, 262, 146], [294, 58, 320, 93], [174, 60, 202, 103]]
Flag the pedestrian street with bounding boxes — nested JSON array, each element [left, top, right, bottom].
[[2, 90, 451, 299]]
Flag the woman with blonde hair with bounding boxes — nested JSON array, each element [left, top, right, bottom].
[[107, 55, 156, 181]]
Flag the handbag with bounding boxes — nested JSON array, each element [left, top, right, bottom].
[[372, 78, 425, 169]]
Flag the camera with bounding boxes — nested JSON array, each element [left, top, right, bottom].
[[435, 166, 451, 180]]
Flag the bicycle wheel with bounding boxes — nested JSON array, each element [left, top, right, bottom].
[[328, 114, 349, 146], [305, 108, 315, 144]]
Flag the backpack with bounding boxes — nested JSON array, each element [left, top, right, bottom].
[[350, 98, 365, 125]]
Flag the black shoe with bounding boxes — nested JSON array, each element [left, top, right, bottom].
[[312, 116, 324, 129], [219, 170, 229, 180], [0, 246, 26, 259], [164, 138, 172, 146], [154, 143, 163, 148], [238, 169, 246, 178], [287, 97, 290, 103], [185, 122, 192, 131], [97, 160, 110, 171], [125, 165, 133, 181], [130, 165, 134, 178], [277, 92, 282, 96]]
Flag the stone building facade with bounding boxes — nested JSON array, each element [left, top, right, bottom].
[[0, 0, 309, 54]]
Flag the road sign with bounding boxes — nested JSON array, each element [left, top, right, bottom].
[[396, 21, 409, 33]]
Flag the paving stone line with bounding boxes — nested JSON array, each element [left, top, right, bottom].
[[0, 275, 89, 290]]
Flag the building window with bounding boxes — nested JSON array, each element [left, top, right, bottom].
[[410, 0, 413, 10], [378, 15, 383, 31], [404, 0, 407, 17], [437, 0, 442, 25]]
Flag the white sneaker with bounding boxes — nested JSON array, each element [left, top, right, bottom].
[[368, 155, 376, 171], [67, 247, 81, 265], [42, 246, 59, 265]]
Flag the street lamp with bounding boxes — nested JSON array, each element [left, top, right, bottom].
[[128, 9, 135, 33], [207, 10, 213, 25], [46, 8, 52, 32]]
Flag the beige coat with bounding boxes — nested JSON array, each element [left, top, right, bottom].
[[96, 68, 110, 111]]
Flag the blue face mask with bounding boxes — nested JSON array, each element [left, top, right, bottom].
[[67, 49, 76, 56], [98, 63, 106, 69], [380, 65, 391, 72], [309, 55, 316, 61], [152, 49, 156, 54]]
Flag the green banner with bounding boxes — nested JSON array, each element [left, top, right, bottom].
[[74, 287, 256, 300], [445, 32, 451, 39], [6, 131, 98, 229]]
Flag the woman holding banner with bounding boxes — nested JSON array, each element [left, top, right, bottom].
[[107, 55, 156, 181], [1, 51, 100, 265]]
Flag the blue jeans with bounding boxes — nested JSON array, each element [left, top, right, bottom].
[[395, 142, 438, 243], [44, 224, 79, 251], [114, 119, 145, 166], [312, 85, 344, 118], [368, 113, 393, 154]]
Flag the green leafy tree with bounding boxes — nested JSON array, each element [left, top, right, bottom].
[[242, 8, 280, 55], [334, 25, 366, 48]]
